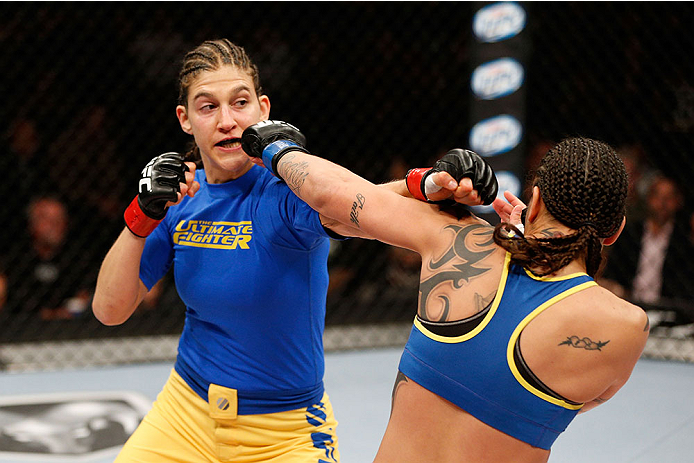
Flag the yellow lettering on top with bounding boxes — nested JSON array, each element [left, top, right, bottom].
[[234, 235, 252, 249], [173, 231, 188, 244], [172, 220, 253, 249], [176, 220, 191, 232]]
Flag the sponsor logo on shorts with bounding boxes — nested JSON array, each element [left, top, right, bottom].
[[217, 398, 230, 411], [173, 220, 252, 250]]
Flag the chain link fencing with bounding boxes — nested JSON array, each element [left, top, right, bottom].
[[1, 2, 693, 370]]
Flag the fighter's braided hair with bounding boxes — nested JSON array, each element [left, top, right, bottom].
[[177, 39, 263, 166], [493, 137, 628, 277]]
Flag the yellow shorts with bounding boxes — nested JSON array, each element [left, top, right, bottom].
[[115, 369, 339, 462]]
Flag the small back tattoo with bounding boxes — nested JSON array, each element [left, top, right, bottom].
[[559, 336, 610, 351]]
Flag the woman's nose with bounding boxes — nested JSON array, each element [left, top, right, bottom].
[[218, 105, 236, 131]]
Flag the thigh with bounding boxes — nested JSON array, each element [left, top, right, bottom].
[[115, 370, 216, 463]]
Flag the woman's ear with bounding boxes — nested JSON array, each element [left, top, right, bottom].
[[176, 105, 193, 135], [602, 216, 626, 246], [258, 95, 271, 121], [526, 186, 542, 224]]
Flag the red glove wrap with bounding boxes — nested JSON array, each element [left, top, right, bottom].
[[405, 167, 432, 201], [124, 196, 163, 238]]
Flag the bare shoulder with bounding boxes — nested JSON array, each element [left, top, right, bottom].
[[576, 285, 650, 358], [590, 285, 650, 334], [524, 284, 649, 406]]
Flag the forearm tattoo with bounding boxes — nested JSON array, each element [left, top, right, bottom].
[[279, 154, 309, 194], [419, 224, 494, 321], [559, 336, 610, 351]]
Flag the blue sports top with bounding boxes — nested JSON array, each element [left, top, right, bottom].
[[140, 165, 332, 414], [399, 253, 597, 450]]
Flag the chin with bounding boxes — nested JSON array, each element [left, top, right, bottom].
[[222, 155, 253, 172]]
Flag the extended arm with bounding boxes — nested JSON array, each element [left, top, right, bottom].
[[241, 121, 498, 242], [318, 178, 437, 238], [241, 121, 496, 251]]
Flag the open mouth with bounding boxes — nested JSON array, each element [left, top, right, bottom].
[[215, 138, 241, 149]]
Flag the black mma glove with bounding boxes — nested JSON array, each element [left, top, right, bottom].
[[241, 120, 310, 179], [124, 152, 188, 237], [406, 149, 498, 205]]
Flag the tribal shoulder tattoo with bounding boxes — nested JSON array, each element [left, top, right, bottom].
[[419, 223, 495, 321]]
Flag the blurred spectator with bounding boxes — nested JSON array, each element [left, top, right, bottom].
[[7, 196, 94, 322], [616, 142, 657, 222], [2, 116, 46, 196], [599, 174, 694, 327], [47, 104, 126, 221], [327, 239, 420, 324], [0, 264, 8, 313], [0, 116, 56, 248], [525, 136, 555, 175]]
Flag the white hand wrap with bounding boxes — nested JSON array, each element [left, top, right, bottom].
[[424, 174, 442, 196]]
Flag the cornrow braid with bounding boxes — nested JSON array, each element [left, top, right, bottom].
[[177, 38, 263, 106], [493, 137, 628, 277], [177, 39, 263, 167]]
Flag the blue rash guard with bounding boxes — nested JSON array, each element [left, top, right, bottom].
[[399, 253, 597, 450], [139, 165, 332, 415]]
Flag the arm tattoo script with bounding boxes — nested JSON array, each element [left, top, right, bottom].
[[349, 193, 365, 227], [419, 224, 495, 321], [558, 336, 610, 351], [390, 371, 408, 417]]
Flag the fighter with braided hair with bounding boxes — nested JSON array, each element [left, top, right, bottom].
[[493, 136, 629, 278], [243, 124, 649, 463]]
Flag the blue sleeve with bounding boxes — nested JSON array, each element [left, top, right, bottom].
[[139, 217, 175, 290], [260, 180, 331, 249]]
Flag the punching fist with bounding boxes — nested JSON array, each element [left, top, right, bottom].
[[406, 149, 498, 205], [124, 152, 188, 237], [241, 120, 310, 178]]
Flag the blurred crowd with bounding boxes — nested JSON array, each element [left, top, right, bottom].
[[2, 105, 694, 347], [2, 2, 694, 347]]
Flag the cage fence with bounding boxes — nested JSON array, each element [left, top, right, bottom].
[[1, 2, 694, 371]]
